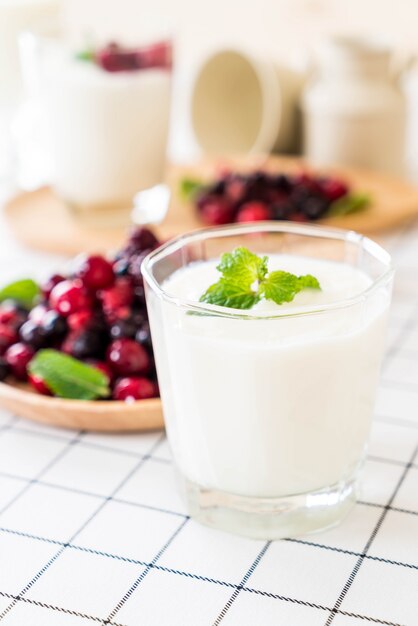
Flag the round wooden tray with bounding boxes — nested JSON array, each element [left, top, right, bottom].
[[0, 381, 163, 432], [5, 155, 418, 256]]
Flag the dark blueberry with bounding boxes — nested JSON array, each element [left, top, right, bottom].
[[42, 310, 68, 340], [271, 201, 294, 220], [128, 252, 149, 281], [302, 197, 330, 219], [209, 179, 226, 195], [135, 321, 152, 350], [128, 227, 159, 252], [0, 357, 10, 382], [113, 258, 130, 277], [70, 330, 106, 360], [133, 284, 146, 306], [272, 174, 292, 193], [19, 320, 47, 349], [290, 187, 317, 214], [110, 318, 138, 340]]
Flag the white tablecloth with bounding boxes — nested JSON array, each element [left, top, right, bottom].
[[0, 211, 417, 626]]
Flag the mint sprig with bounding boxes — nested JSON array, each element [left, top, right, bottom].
[[199, 247, 321, 310], [29, 350, 110, 401], [328, 193, 370, 217], [0, 279, 40, 309], [179, 177, 205, 201]]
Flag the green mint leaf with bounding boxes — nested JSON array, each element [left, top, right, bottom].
[[198, 246, 321, 310], [179, 177, 205, 201], [260, 271, 321, 305], [200, 279, 259, 309], [28, 350, 110, 401], [75, 48, 96, 63], [328, 193, 370, 217], [217, 247, 268, 286], [0, 279, 40, 309], [297, 274, 321, 290]]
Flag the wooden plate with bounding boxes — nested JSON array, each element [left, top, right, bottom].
[[0, 381, 164, 432], [5, 155, 418, 256]]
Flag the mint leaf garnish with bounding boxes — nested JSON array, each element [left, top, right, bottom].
[[217, 247, 268, 285], [260, 271, 320, 305], [199, 247, 321, 310], [0, 279, 40, 309], [75, 48, 96, 63], [200, 279, 260, 309], [328, 193, 370, 217], [179, 177, 205, 201], [28, 350, 110, 401]]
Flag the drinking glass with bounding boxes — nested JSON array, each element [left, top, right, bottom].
[[142, 222, 393, 539]]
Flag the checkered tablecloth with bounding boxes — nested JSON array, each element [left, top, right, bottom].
[[0, 215, 417, 626]]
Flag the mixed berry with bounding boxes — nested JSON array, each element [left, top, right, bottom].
[[182, 170, 369, 226], [77, 41, 172, 73], [0, 228, 160, 402]]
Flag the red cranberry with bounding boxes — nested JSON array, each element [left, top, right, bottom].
[[113, 376, 158, 401], [5, 343, 34, 380], [68, 310, 94, 331], [0, 324, 19, 355], [99, 278, 134, 318], [86, 359, 113, 381], [106, 339, 150, 376], [236, 202, 271, 222], [96, 43, 137, 72], [73, 254, 115, 291], [200, 198, 234, 225], [50, 280, 91, 317], [320, 178, 349, 202], [136, 41, 172, 70], [0, 357, 10, 382], [28, 373, 52, 396], [0, 301, 28, 329], [41, 274, 65, 301]]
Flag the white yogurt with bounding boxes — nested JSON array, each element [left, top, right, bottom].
[[44, 57, 171, 211], [151, 255, 389, 499]]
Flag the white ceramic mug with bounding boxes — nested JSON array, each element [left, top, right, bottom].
[[191, 48, 304, 155]]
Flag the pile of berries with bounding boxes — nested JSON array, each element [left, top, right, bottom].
[[81, 41, 172, 73], [195, 170, 350, 226], [0, 228, 161, 402]]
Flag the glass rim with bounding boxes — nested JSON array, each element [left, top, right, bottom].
[[141, 221, 394, 320]]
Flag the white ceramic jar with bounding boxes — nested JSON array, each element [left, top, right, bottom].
[[302, 37, 406, 175]]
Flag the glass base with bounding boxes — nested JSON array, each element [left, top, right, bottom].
[[180, 474, 358, 540]]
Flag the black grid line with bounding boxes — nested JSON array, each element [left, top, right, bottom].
[[0, 521, 410, 625], [213, 542, 271, 625], [324, 444, 418, 626], [382, 297, 418, 369], [0, 468, 188, 519], [0, 592, 127, 626], [7, 422, 171, 464], [0, 429, 83, 517], [102, 517, 189, 624], [0, 434, 165, 622]]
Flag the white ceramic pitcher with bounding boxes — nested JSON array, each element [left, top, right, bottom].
[[302, 36, 406, 175]]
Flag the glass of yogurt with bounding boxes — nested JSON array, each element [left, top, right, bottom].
[[142, 222, 393, 540], [19, 18, 173, 216]]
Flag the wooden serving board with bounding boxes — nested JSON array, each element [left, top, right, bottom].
[[5, 155, 418, 256], [0, 381, 163, 432]]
